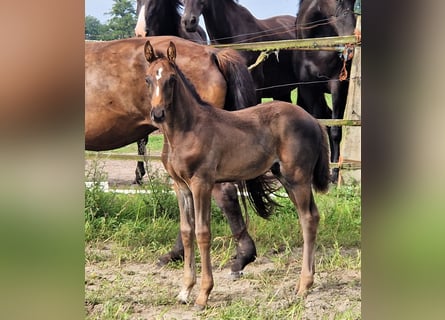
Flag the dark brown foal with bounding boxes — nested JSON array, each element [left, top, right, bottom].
[[144, 41, 330, 309]]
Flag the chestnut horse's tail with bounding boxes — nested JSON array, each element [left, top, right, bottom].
[[213, 48, 257, 110], [313, 122, 331, 193]]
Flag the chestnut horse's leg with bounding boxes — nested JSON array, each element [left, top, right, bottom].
[[134, 137, 148, 185], [190, 179, 214, 309], [211, 183, 257, 276], [175, 184, 197, 304], [158, 183, 257, 275], [286, 184, 320, 295]]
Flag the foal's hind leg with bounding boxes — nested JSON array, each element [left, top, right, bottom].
[[212, 183, 257, 277], [286, 183, 320, 295]]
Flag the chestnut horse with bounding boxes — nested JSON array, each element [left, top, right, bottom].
[[181, 0, 298, 102], [133, 0, 207, 184], [85, 36, 264, 275], [144, 40, 330, 308]]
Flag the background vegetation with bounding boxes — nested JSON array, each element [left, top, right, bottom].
[[85, 0, 136, 40]]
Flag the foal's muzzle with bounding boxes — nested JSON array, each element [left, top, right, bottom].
[[150, 107, 165, 123]]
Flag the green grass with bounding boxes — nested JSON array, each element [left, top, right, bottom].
[[261, 88, 333, 110], [85, 163, 360, 266], [109, 133, 164, 154]]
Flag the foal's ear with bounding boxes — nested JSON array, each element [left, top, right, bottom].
[[167, 41, 176, 63], [144, 40, 155, 63]]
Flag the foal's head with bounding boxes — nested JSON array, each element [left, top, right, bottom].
[[144, 41, 177, 123]]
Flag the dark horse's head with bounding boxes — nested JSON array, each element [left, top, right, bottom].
[[144, 41, 177, 123], [328, 0, 356, 36], [182, 0, 208, 32], [297, 0, 356, 37], [135, 0, 183, 37]]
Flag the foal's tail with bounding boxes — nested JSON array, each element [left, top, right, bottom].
[[213, 48, 257, 110], [313, 122, 331, 193]]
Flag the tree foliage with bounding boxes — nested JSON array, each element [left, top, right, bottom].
[[85, 0, 136, 40], [85, 15, 105, 40]]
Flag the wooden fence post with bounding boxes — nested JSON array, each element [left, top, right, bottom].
[[338, 15, 361, 185]]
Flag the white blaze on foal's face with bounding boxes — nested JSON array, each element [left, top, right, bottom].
[[155, 67, 163, 97]]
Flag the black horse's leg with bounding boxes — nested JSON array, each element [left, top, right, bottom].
[[158, 183, 257, 275], [211, 182, 257, 276], [157, 232, 184, 266], [329, 79, 349, 183], [134, 137, 148, 185]]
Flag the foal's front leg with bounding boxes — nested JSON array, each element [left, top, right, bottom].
[[191, 179, 214, 309], [175, 185, 196, 304]]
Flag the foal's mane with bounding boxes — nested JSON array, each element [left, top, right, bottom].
[[165, 54, 213, 109]]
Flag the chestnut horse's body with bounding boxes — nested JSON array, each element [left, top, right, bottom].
[[85, 37, 267, 276], [144, 41, 330, 308], [85, 37, 228, 150]]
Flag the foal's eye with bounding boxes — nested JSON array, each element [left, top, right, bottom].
[[145, 76, 153, 86]]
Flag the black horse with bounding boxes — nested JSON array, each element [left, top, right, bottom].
[[294, 0, 357, 182], [182, 0, 298, 103]]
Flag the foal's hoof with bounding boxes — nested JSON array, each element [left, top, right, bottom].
[[193, 304, 206, 311], [176, 291, 189, 305], [296, 287, 309, 298], [296, 278, 313, 298]]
